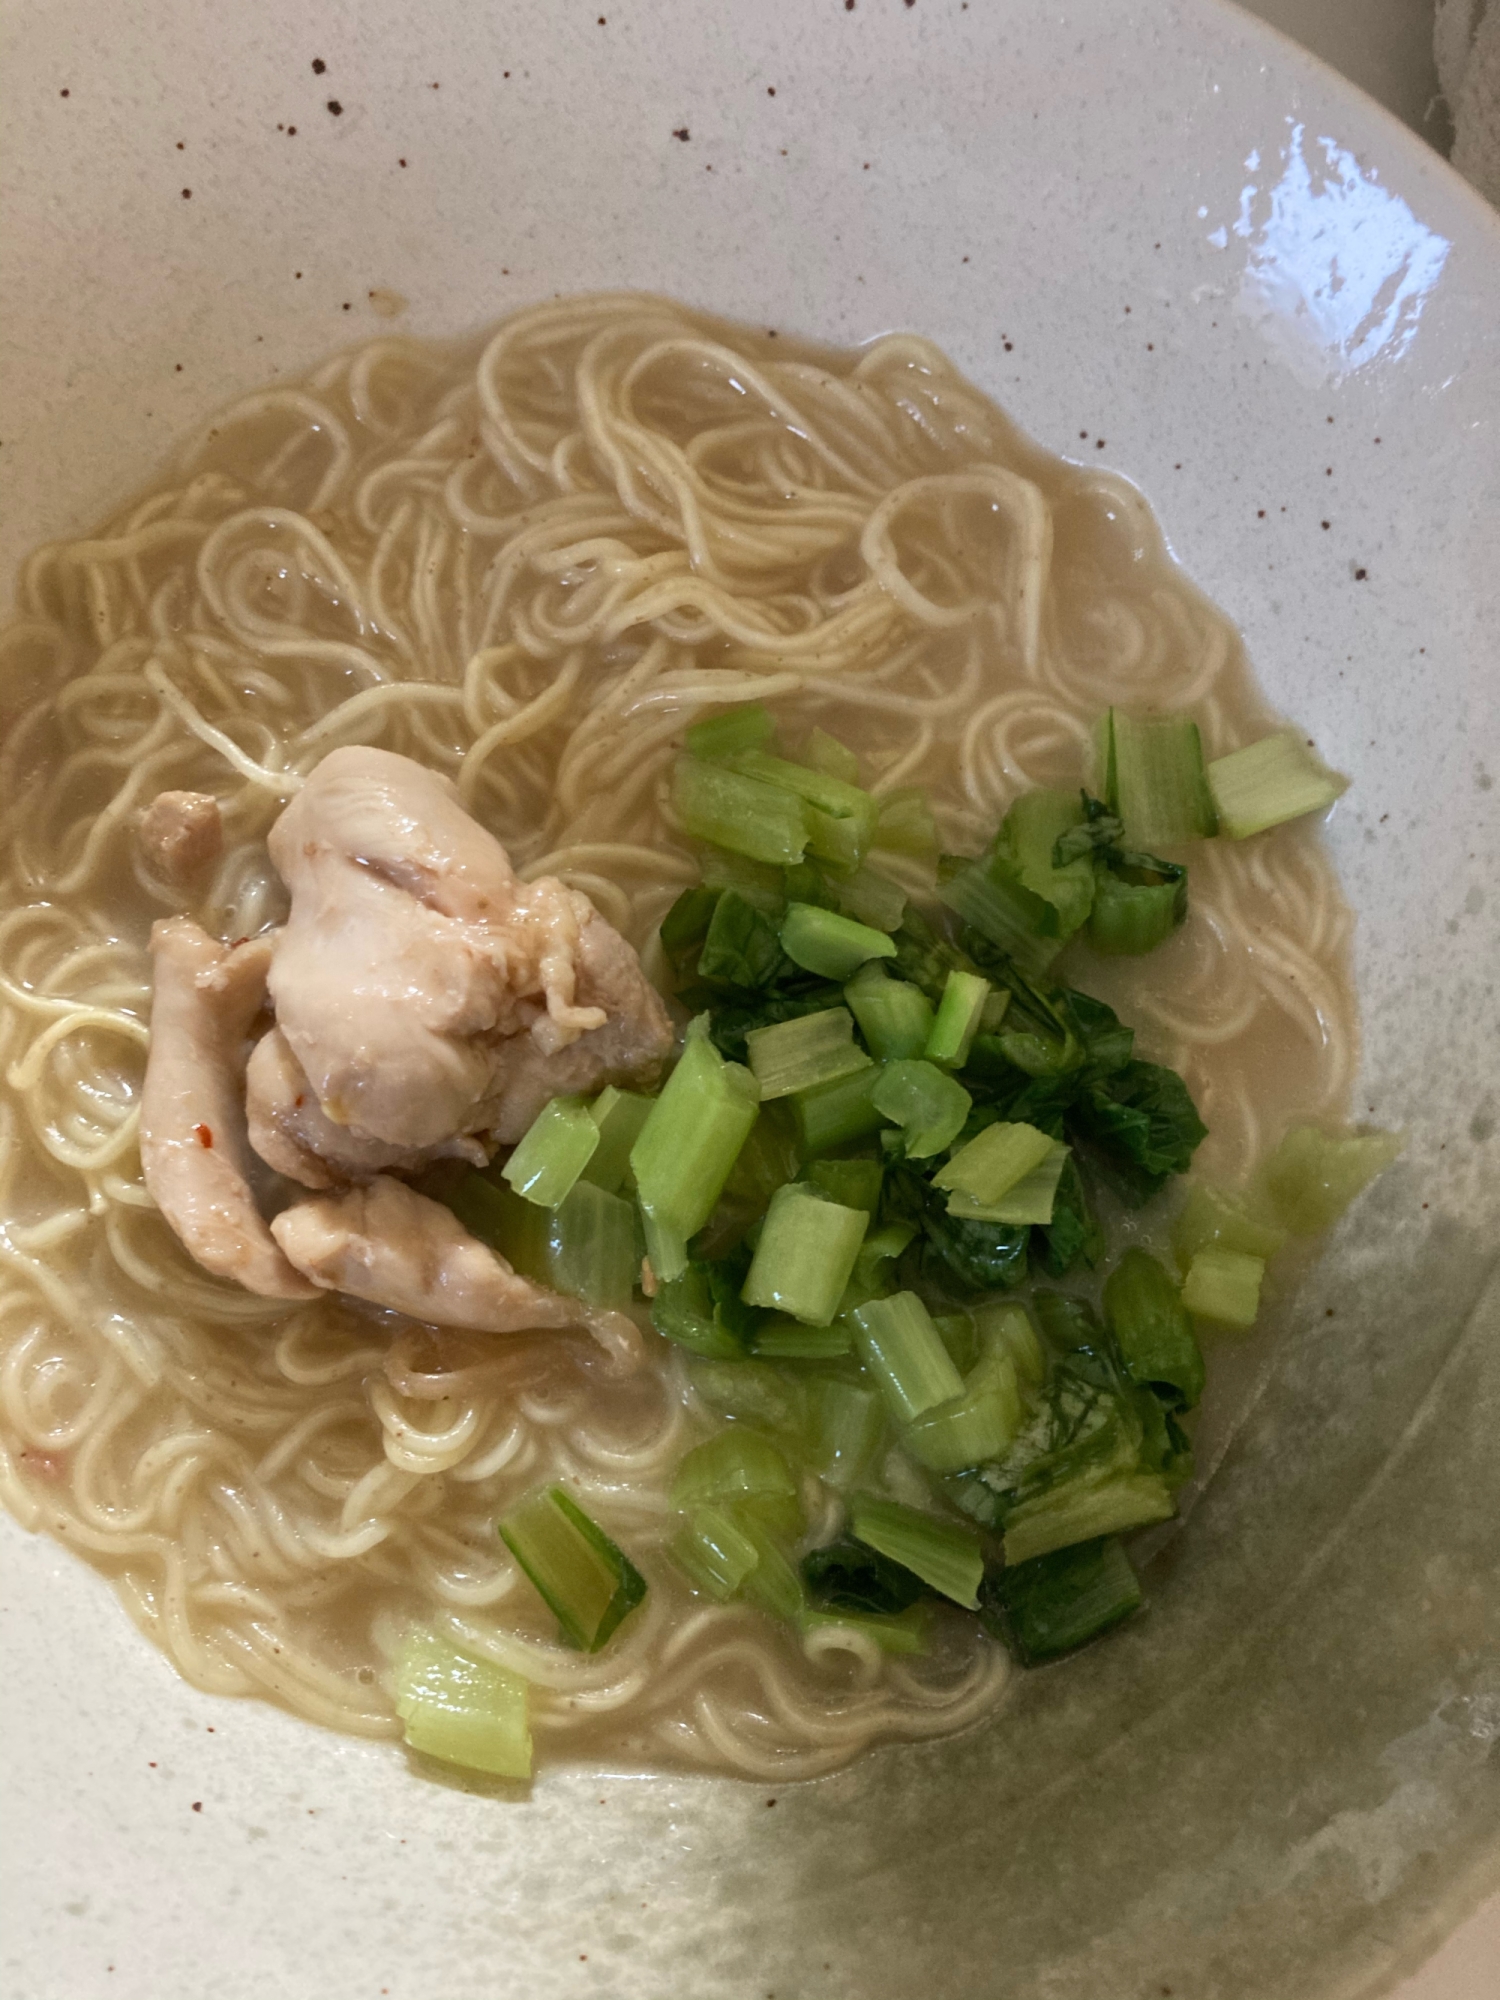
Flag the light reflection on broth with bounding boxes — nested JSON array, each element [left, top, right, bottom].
[[0, 295, 1354, 1777]]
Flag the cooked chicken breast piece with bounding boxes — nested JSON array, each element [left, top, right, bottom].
[[246, 1026, 487, 1190], [265, 747, 672, 1157], [139, 918, 317, 1299], [137, 790, 223, 888], [270, 1174, 640, 1360]]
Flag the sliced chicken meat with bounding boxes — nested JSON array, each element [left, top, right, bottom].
[[245, 1026, 488, 1191], [270, 1175, 640, 1361], [139, 918, 317, 1299], [263, 746, 672, 1159], [137, 790, 223, 889]]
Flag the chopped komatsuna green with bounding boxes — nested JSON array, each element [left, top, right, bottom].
[[753, 1317, 854, 1360], [802, 1535, 928, 1615], [1069, 1059, 1208, 1204], [839, 1219, 917, 1314], [670, 1502, 761, 1600], [631, 1018, 760, 1283], [798, 726, 861, 784], [444, 1168, 635, 1311], [924, 968, 990, 1068], [806, 1378, 885, 1489], [1001, 1471, 1175, 1566], [721, 748, 880, 869], [933, 1310, 979, 1376], [882, 1160, 1030, 1295], [935, 1120, 1056, 1208], [674, 756, 813, 866], [694, 845, 786, 913], [689, 1358, 806, 1437], [956, 1140, 1070, 1227], [669, 1429, 802, 1537], [543, 1181, 637, 1311], [835, 864, 908, 934], [684, 702, 776, 761], [393, 1629, 532, 1779], [736, 1513, 806, 1623], [872, 784, 940, 861], [848, 1290, 965, 1424], [741, 1182, 870, 1324], [779, 903, 897, 980], [1181, 1246, 1265, 1328], [498, 1487, 647, 1653], [937, 856, 1064, 980], [987, 788, 1097, 939], [1262, 1123, 1404, 1235], [806, 1157, 883, 1214], [1102, 1247, 1205, 1408], [971, 1301, 1047, 1389], [1086, 855, 1188, 956], [1099, 709, 1218, 847], [580, 1087, 656, 1194], [652, 1262, 751, 1360], [744, 1006, 871, 1100], [844, 963, 934, 1061], [849, 1495, 984, 1609], [501, 1095, 600, 1207], [978, 1536, 1142, 1665], [902, 1352, 1023, 1474], [1207, 730, 1349, 839], [721, 1105, 802, 1213], [871, 1059, 971, 1158], [696, 890, 788, 990], [793, 1064, 889, 1155], [1172, 1181, 1288, 1270], [802, 1604, 932, 1656]]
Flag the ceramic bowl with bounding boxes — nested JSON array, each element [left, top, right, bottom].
[[2, 3, 1498, 1995]]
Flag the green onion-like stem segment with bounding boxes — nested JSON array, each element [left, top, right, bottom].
[[1001, 1473, 1174, 1567], [741, 1182, 870, 1325], [937, 860, 1063, 979], [392, 1629, 532, 1778], [872, 785, 940, 861], [924, 969, 990, 1068], [1102, 1247, 1205, 1407], [806, 1378, 885, 1489], [631, 1019, 760, 1283], [902, 1347, 1023, 1474], [870, 1059, 971, 1158], [1261, 1124, 1403, 1235], [1086, 863, 1187, 956], [498, 1487, 648, 1652], [581, 1087, 656, 1194], [671, 1503, 761, 1600], [1181, 1246, 1265, 1327], [780, 903, 897, 980], [745, 1007, 872, 1100], [1172, 1182, 1287, 1270], [723, 748, 880, 871], [1207, 731, 1348, 839], [1102, 709, 1218, 846], [501, 1095, 600, 1207], [848, 1291, 965, 1424], [684, 703, 775, 761], [935, 1120, 1055, 1207], [669, 1430, 802, 1539], [674, 756, 812, 865], [844, 963, 934, 1061], [793, 1064, 889, 1156], [849, 1495, 984, 1609]]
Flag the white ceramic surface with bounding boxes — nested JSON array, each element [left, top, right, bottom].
[[2, 5, 1499, 1999]]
